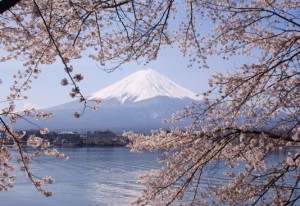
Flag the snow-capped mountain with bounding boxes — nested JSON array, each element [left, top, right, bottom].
[[88, 69, 198, 104], [17, 69, 200, 133]]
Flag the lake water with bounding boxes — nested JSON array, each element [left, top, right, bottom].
[[0, 147, 161, 206], [0, 147, 299, 206]]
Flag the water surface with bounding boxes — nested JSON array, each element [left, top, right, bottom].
[[0, 147, 299, 205], [0, 147, 160, 206]]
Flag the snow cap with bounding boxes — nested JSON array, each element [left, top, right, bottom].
[[89, 69, 200, 104]]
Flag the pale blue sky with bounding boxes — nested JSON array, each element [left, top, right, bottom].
[[0, 44, 242, 110], [0, 2, 250, 110]]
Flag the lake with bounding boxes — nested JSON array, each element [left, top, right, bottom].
[[0, 147, 161, 206], [0, 147, 299, 206]]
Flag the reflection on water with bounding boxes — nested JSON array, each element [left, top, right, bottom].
[[0, 147, 298, 206]]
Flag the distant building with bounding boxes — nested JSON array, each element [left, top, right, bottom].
[[54, 131, 81, 147], [53, 130, 128, 147], [88, 130, 117, 138], [82, 130, 128, 146]]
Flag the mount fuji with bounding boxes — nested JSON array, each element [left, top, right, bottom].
[[19, 69, 200, 133], [88, 69, 198, 104]]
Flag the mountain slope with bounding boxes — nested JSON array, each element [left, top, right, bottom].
[[88, 69, 199, 103], [16, 69, 200, 133]]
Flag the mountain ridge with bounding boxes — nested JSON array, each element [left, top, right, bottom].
[[88, 69, 200, 104], [16, 69, 200, 132]]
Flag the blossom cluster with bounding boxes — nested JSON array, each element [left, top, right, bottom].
[[125, 0, 300, 205]]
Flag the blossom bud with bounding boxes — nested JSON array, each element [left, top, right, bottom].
[[61, 78, 68, 86]]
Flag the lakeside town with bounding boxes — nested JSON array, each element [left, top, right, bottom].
[[0, 130, 130, 147]]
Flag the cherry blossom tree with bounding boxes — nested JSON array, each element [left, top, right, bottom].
[[126, 1, 300, 205], [0, 0, 299, 204], [0, 0, 180, 197]]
